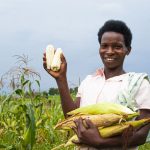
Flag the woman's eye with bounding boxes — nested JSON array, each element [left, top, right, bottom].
[[114, 45, 122, 49], [101, 45, 107, 49]]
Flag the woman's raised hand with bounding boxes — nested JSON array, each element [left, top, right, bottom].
[[43, 52, 67, 80]]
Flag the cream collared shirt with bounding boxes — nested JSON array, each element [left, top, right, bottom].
[[76, 71, 150, 150]]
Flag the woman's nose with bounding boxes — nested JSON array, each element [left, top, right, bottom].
[[106, 46, 114, 54]]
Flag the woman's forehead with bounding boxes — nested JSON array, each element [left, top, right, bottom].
[[101, 32, 125, 43]]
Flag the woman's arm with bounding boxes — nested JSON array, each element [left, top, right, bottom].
[[73, 109, 150, 149], [56, 76, 80, 117], [43, 52, 80, 117]]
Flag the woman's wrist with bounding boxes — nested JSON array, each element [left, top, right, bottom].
[[93, 137, 105, 148], [56, 75, 67, 83], [94, 136, 124, 149]]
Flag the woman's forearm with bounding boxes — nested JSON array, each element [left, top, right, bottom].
[[56, 76, 77, 117], [95, 123, 150, 149], [95, 135, 122, 149]]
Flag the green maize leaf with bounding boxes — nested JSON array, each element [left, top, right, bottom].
[[23, 103, 36, 150], [0, 144, 7, 148], [28, 81, 32, 96], [15, 89, 23, 96], [35, 80, 40, 88], [23, 80, 30, 87], [21, 74, 25, 85], [0, 95, 12, 113]]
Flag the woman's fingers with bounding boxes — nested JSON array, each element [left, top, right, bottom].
[[43, 56, 46, 62], [74, 117, 87, 141], [60, 53, 67, 64], [71, 126, 78, 135], [85, 119, 95, 129], [43, 62, 47, 69], [43, 53, 46, 64], [72, 139, 81, 145], [43, 54, 47, 69], [74, 117, 86, 132]]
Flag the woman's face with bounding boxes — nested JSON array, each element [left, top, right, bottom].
[[99, 31, 130, 70]]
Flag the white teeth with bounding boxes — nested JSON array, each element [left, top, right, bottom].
[[105, 58, 115, 61]]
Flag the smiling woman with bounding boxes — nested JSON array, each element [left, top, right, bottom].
[[43, 20, 150, 150], [98, 20, 132, 79], [99, 32, 130, 77]]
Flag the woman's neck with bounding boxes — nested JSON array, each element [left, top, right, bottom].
[[104, 67, 126, 80]]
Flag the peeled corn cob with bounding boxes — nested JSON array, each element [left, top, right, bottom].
[[46, 45, 55, 69], [51, 48, 63, 71], [65, 118, 150, 147], [67, 102, 135, 116], [54, 113, 139, 130]]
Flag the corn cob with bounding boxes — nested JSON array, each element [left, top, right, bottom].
[[67, 102, 135, 116], [65, 135, 78, 147], [64, 118, 150, 147], [46, 44, 55, 69], [100, 118, 150, 138], [51, 48, 63, 71], [54, 113, 139, 130]]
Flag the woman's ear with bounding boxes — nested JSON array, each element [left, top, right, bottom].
[[126, 47, 131, 55]]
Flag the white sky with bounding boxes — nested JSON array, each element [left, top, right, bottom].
[[0, 0, 150, 91]]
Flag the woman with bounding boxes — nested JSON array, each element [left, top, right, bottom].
[[43, 20, 150, 150]]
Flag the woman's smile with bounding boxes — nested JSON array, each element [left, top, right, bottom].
[[99, 31, 129, 70]]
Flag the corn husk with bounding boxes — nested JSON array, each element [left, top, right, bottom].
[[55, 113, 139, 130], [100, 118, 150, 138], [67, 102, 135, 116], [65, 118, 150, 147]]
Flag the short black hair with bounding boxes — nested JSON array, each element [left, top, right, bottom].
[[98, 20, 132, 48]]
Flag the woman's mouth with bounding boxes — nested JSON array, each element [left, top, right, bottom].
[[104, 57, 116, 61]]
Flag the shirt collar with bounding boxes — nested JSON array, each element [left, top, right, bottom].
[[94, 68, 128, 82]]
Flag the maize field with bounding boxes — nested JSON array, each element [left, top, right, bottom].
[[0, 75, 72, 150], [0, 78, 149, 150]]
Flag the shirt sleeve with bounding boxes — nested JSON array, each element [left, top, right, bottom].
[[76, 84, 83, 98], [135, 78, 150, 110], [76, 75, 91, 98], [76, 78, 86, 98]]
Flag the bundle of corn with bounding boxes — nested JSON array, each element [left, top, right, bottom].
[[54, 102, 138, 130], [54, 113, 139, 130], [52, 102, 149, 149], [65, 118, 150, 147]]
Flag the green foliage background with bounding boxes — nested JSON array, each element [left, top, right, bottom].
[[0, 93, 149, 150]]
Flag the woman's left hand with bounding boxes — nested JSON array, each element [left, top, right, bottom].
[[72, 117, 101, 147]]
